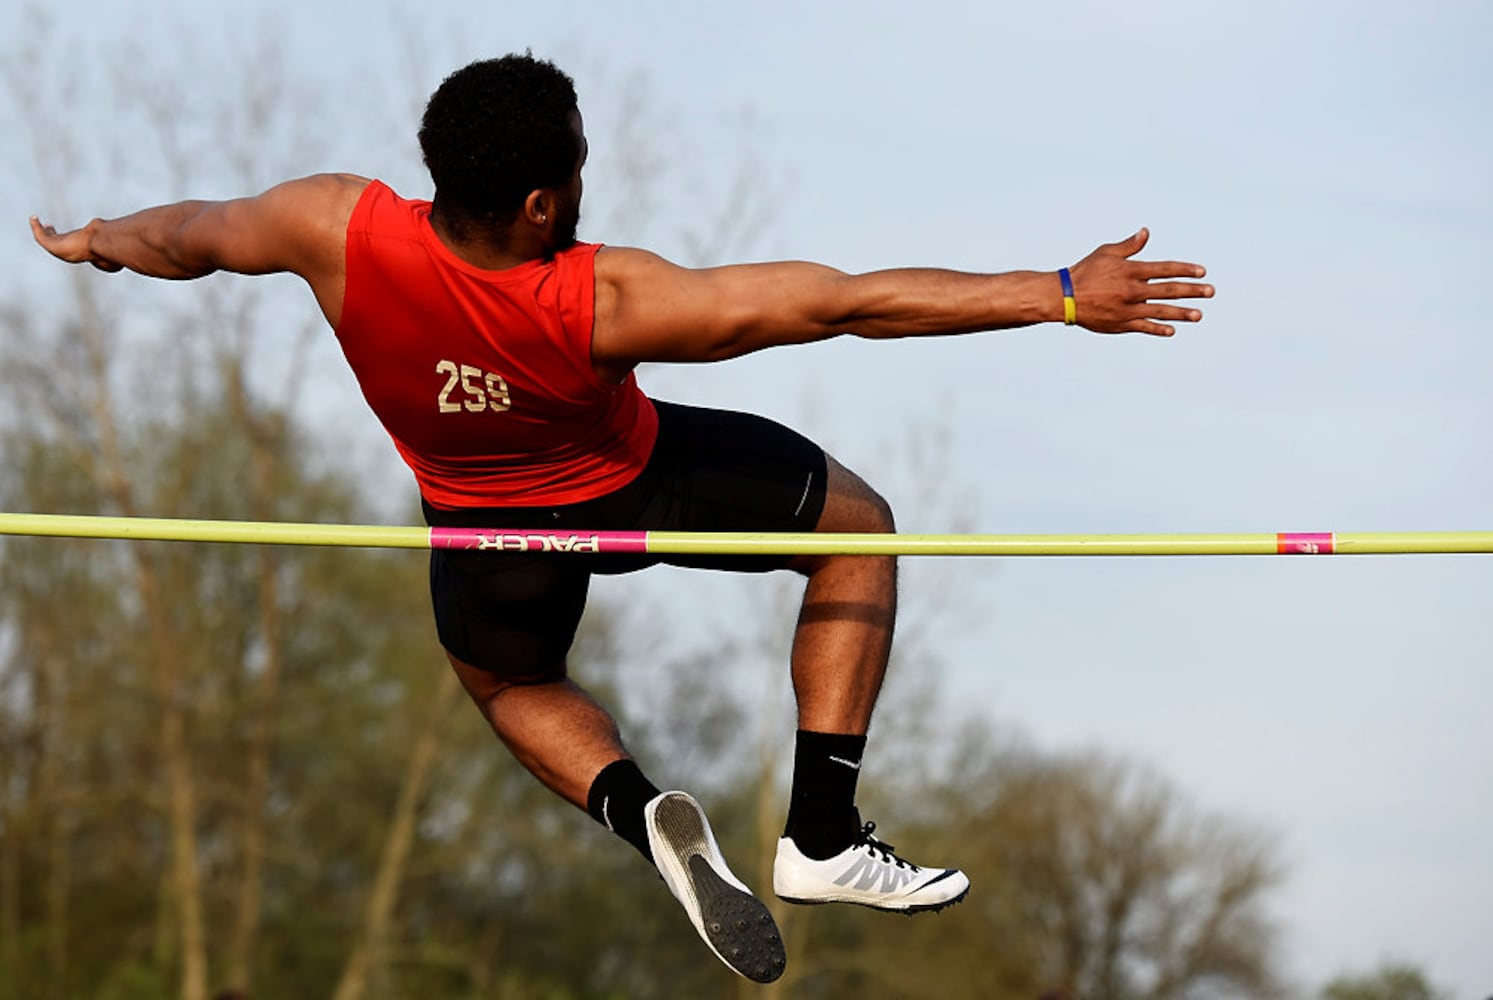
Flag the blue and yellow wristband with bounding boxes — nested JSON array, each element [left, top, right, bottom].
[[1058, 267, 1077, 325]]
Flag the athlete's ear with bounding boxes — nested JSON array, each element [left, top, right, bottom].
[[522, 189, 551, 228]]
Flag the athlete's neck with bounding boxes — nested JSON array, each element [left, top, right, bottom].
[[429, 205, 542, 271]]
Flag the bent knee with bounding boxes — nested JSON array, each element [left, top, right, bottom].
[[819, 456, 895, 534], [865, 488, 895, 534], [786, 457, 896, 577], [447, 651, 568, 704], [845, 487, 895, 536]]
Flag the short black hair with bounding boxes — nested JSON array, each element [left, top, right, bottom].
[[419, 54, 580, 227]]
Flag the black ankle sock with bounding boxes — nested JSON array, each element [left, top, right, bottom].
[[783, 730, 867, 860], [586, 759, 661, 865]]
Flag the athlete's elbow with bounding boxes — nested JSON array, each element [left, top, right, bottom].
[[166, 204, 236, 277], [159, 242, 215, 279], [694, 327, 766, 363], [712, 316, 847, 360], [158, 248, 218, 280]]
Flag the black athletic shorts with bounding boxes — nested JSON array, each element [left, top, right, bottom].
[[425, 400, 829, 681]]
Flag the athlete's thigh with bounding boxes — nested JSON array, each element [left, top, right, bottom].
[[637, 400, 829, 573], [427, 522, 593, 683]]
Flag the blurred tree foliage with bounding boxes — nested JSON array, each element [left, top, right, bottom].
[[1320, 964, 1450, 1000], [0, 8, 1356, 1000]]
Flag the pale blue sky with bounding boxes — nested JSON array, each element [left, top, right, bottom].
[[5, 1, 1491, 994]]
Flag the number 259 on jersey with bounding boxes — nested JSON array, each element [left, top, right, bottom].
[[436, 359, 511, 413]]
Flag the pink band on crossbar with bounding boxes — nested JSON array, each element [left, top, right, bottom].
[[429, 527, 650, 554], [1276, 532, 1336, 555]]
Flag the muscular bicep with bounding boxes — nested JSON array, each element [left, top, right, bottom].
[[177, 173, 368, 279], [591, 247, 853, 372]]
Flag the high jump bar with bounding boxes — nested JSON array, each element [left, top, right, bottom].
[[1, 513, 1491, 556]]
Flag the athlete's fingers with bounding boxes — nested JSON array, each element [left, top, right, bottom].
[[1142, 280, 1214, 301], [1142, 303, 1204, 322], [30, 216, 80, 259], [30, 215, 120, 270], [1109, 319, 1174, 337], [1100, 227, 1150, 257], [1135, 260, 1207, 280], [29, 216, 57, 245], [1127, 318, 1176, 337]]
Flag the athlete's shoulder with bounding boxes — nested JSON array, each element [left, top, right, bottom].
[[594, 244, 657, 265], [312, 172, 375, 192], [591, 245, 675, 287], [556, 240, 604, 263], [268, 172, 374, 211], [327, 175, 391, 218], [540, 241, 604, 286], [341, 177, 436, 246], [238, 174, 375, 253]]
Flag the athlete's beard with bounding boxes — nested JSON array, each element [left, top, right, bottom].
[[551, 202, 581, 252]]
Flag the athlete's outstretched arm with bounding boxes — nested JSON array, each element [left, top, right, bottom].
[[30, 174, 369, 319], [591, 228, 1213, 373]]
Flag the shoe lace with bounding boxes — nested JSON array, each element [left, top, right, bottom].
[[855, 821, 917, 870]]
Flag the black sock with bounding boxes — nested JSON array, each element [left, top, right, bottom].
[[586, 758, 661, 865], [782, 730, 867, 860]]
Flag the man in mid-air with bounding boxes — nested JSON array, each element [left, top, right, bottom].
[[32, 53, 1213, 983]]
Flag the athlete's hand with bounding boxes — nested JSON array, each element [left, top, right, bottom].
[[1068, 228, 1212, 336], [29, 216, 123, 272]]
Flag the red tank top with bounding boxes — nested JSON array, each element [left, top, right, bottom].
[[336, 181, 658, 509]]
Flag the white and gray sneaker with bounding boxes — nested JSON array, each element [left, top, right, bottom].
[[644, 791, 786, 983], [773, 821, 969, 913]]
